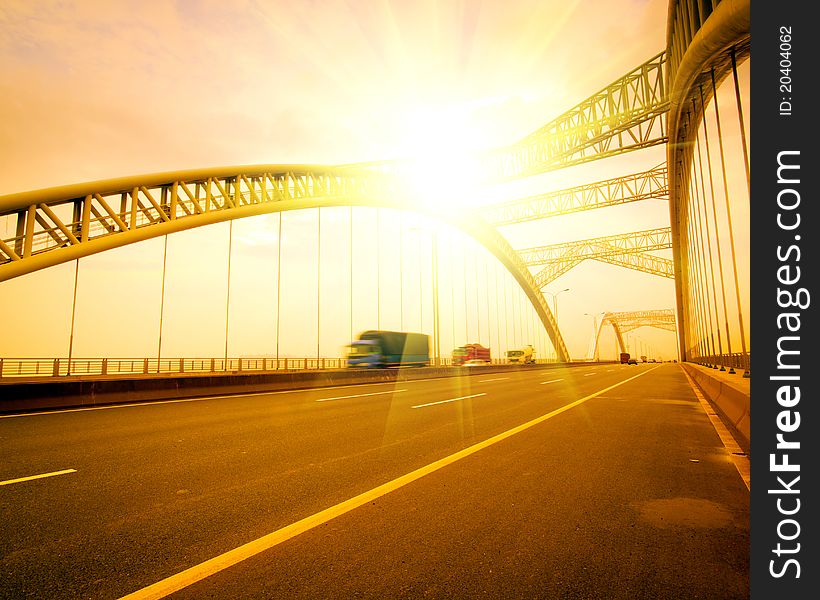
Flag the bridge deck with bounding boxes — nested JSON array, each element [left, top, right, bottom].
[[0, 363, 749, 599]]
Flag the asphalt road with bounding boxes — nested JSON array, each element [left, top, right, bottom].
[[0, 363, 749, 599]]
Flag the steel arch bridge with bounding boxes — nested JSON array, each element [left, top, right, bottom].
[[592, 309, 677, 360], [0, 165, 573, 361], [0, 0, 750, 367]]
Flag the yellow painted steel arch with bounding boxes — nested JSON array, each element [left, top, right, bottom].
[[592, 309, 677, 359], [665, 0, 750, 361], [0, 164, 571, 361]]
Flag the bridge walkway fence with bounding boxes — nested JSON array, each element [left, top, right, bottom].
[[0, 356, 565, 380]]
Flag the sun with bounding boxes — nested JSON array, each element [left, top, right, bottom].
[[391, 105, 492, 211]]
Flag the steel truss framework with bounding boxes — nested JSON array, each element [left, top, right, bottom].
[[0, 166, 571, 361], [593, 309, 677, 359], [482, 165, 668, 226], [484, 52, 669, 180], [516, 228, 673, 288]]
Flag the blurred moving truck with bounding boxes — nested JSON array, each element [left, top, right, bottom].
[[620, 353, 631, 364], [347, 330, 429, 368], [506, 344, 535, 364], [452, 343, 491, 366]]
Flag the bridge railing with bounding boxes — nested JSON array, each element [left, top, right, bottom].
[[0, 356, 564, 379], [689, 352, 750, 374], [0, 357, 352, 379]]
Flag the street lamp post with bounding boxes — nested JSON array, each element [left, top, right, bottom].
[[544, 287, 570, 322]]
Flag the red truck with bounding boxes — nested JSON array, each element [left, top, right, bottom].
[[620, 352, 631, 364], [452, 343, 491, 366]]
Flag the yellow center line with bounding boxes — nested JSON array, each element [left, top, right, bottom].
[[119, 366, 659, 600], [0, 469, 77, 486]]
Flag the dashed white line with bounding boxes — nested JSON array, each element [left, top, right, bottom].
[[411, 393, 486, 409], [540, 378, 564, 385], [584, 373, 597, 377], [478, 377, 510, 383], [316, 389, 406, 402], [0, 469, 77, 486]]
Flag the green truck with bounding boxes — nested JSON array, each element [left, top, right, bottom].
[[347, 330, 430, 368]]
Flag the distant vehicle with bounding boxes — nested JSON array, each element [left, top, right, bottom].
[[453, 343, 491, 366], [648, 358, 656, 363], [627, 358, 638, 365], [507, 345, 535, 365], [620, 353, 631, 364], [640, 355, 647, 363], [347, 330, 429, 368]]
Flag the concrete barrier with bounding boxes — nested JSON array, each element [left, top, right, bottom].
[[682, 363, 750, 450], [0, 362, 609, 414]]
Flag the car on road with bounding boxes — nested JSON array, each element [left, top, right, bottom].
[[627, 358, 638, 365]]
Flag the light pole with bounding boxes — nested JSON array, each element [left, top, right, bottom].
[[544, 288, 570, 323]]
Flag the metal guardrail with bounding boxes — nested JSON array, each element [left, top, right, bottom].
[[0, 357, 562, 379], [692, 352, 750, 374]]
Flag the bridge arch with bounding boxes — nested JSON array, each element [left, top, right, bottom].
[[666, 0, 750, 368], [0, 165, 571, 361], [592, 309, 677, 360]]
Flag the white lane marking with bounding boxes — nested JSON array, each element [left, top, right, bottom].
[[478, 377, 510, 383], [584, 373, 597, 377], [0, 469, 77, 486], [0, 368, 572, 420], [540, 378, 564, 385], [411, 393, 486, 409], [316, 389, 406, 402], [606, 370, 614, 372], [120, 366, 660, 600]]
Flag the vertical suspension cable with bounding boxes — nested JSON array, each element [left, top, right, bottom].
[[503, 273, 510, 356], [694, 102, 726, 369], [689, 122, 718, 366], [484, 258, 491, 352], [317, 208, 321, 361], [463, 249, 469, 342], [418, 231, 423, 331], [699, 84, 734, 365], [688, 173, 711, 364], [684, 167, 706, 362], [696, 137, 724, 367], [277, 213, 283, 365], [376, 209, 380, 330], [493, 263, 500, 362], [157, 235, 169, 372], [474, 253, 481, 345], [399, 213, 403, 330], [450, 234, 456, 352], [224, 220, 233, 367], [66, 259, 80, 376], [349, 207, 353, 349], [730, 48, 751, 198], [432, 230, 440, 365], [712, 67, 749, 373]]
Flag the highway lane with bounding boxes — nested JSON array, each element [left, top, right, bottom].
[[0, 364, 749, 598]]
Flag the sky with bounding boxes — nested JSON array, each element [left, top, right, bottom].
[[0, 0, 747, 363]]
